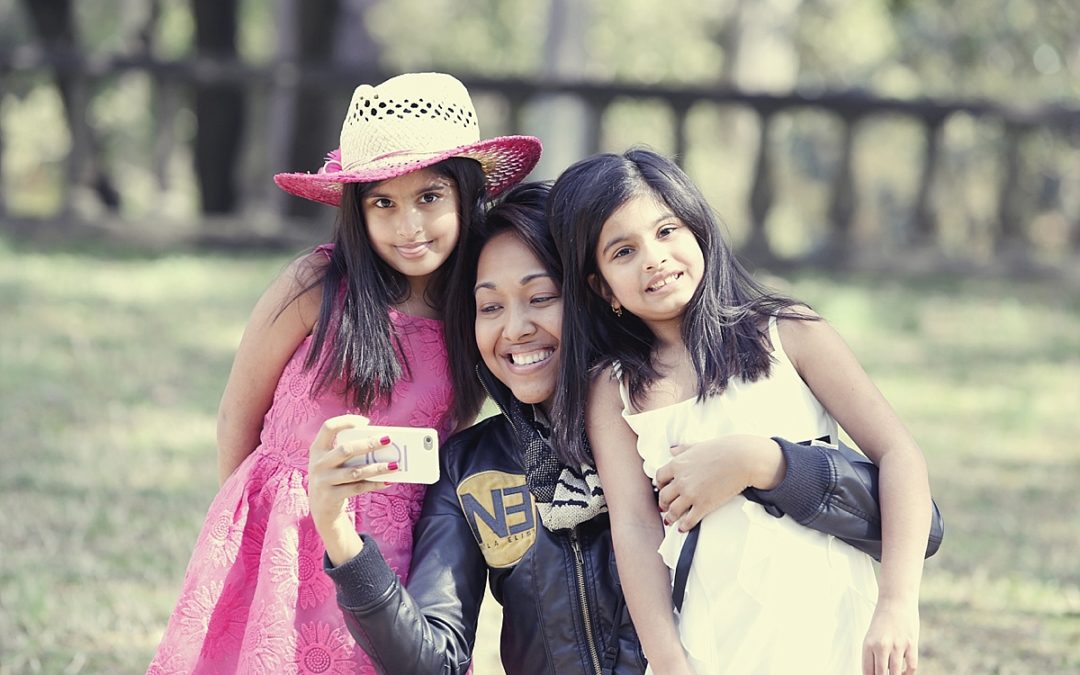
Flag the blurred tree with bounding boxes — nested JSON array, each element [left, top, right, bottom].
[[285, 0, 343, 219], [21, 0, 121, 213], [192, 0, 245, 214]]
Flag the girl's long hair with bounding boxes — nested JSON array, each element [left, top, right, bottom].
[[443, 181, 556, 420], [301, 157, 487, 422], [549, 148, 809, 465]]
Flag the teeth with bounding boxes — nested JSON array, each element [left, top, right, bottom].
[[510, 349, 553, 366], [649, 272, 681, 291]]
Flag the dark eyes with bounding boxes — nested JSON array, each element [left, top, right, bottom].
[[370, 191, 443, 209], [476, 293, 559, 315], [609, 223, 681, 260]]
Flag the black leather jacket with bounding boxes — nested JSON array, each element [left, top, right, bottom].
[[323, 366, 939, 675]]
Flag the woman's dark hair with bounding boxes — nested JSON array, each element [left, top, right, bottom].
[[548, 148, 808, 465], [443, 181, 556, 423], [301, 157, 487, 418]]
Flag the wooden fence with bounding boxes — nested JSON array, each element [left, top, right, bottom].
[[2, 47, 1079, 270]]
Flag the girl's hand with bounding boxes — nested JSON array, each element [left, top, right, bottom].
[[654, 434, 784, 532], [862, 599, 920, 675], [307, 414, 399, 565]]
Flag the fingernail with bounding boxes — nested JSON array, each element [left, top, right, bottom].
[[387, 461, 399, 471], [379, 435, 391, 446]]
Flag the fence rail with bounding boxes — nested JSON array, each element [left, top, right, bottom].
[[3, 46, 1079, 270]]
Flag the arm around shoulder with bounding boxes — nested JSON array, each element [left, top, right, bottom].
[[749, 314, 941, 559]]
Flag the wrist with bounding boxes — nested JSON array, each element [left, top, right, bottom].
[[875, 586, 921, 607], [318, 517, 364, 567], [748, 437, 786, 490]]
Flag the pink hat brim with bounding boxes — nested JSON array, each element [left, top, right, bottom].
[[273, 135, 542, 207]]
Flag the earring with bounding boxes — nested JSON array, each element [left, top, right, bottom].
[[611, 303, 623, 318]]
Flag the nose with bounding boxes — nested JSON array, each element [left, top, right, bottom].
[[503, 301, 536, 341], [396, 207, 424, 239], [643, 245, 668, 271]]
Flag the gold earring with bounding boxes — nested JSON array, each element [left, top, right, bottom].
[[611, 304, 623, 317]]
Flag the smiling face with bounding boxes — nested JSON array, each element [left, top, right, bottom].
[[474, 231, 563, 410], [362, 167, 461, 283], [593, 191, 705, 331]]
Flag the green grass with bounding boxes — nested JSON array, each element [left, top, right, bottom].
[[1, 236, 1077, 674]]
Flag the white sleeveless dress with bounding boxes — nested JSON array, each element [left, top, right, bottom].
[[618, 317, 878, 675]]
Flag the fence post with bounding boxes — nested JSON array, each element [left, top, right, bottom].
[[0, 74, 5, 218], [825, 113, 858, 264], [912, 114, 945, 246], [743, 109, 775, 263], [996, 122, 1027, 259], [672, 100, 691, 167], [63, 72, 92, 219]]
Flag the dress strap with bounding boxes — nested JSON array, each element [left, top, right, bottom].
[[610, 360, 634, 412], [767, 314, 792, 366]]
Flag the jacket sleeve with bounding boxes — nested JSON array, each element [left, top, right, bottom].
[[744, 438, 944, 560], [323, 459, 489, 675]]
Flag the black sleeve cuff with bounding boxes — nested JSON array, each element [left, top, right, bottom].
[[323, 534, 399, 610], [750, 437, 833, 524]]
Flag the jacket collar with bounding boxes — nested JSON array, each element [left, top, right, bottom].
[[478, 362, 525, 418]]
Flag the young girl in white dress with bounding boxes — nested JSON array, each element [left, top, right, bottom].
[[549, 149, 932, 675]]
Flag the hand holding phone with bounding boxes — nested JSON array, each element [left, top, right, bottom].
[[336, 425, 440, 484]]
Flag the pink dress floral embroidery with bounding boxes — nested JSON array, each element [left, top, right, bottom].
[[149, 270, 455, 674]]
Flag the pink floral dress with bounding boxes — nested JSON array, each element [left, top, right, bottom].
[[148, 297, 455, 674]]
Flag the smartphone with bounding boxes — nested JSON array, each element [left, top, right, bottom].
[[336, 425, 440, 484]]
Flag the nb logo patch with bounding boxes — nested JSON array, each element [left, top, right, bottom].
[[457, 471, 536, 568]]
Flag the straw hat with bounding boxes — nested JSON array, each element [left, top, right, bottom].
[[274, 72, 542, 206]]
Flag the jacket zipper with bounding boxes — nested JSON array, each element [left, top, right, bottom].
[[480, 366, 603, 673], [570, 528, 603, 675]]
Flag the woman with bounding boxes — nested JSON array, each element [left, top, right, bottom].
[[305, 182, 925, 674]]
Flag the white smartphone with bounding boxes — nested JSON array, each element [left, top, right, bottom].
[[336, 425, 440, 484]]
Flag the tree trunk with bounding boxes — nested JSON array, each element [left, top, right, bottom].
[[285, 0, 344, 219], [22, 0, 121, 212], [192, 0, 245, 214], [528, 0, 594, 180]]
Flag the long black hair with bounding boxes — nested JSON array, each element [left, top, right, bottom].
[[443, 181, 556, 422], [301, 157, 487, 419], [548, 148, 808, 465]]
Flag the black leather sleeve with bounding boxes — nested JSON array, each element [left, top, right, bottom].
[[745, 438, 944, 560], [323, 462, 488, 675]]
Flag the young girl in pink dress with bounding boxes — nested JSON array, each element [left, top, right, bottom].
[[148, 72, 540, 674]]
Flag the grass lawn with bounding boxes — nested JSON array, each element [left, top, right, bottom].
[[1, 235, 1077, 674]]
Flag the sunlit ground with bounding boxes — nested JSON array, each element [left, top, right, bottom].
[[1, 236, 1077, 674]]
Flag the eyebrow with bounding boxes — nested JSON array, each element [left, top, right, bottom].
[[367, 179, 452, 200], [474, 272, 554, 294], [599, 211, 677, 255]]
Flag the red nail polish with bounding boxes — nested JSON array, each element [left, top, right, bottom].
[[379, 435, 391, 445], [387, 461, 399, 471]]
